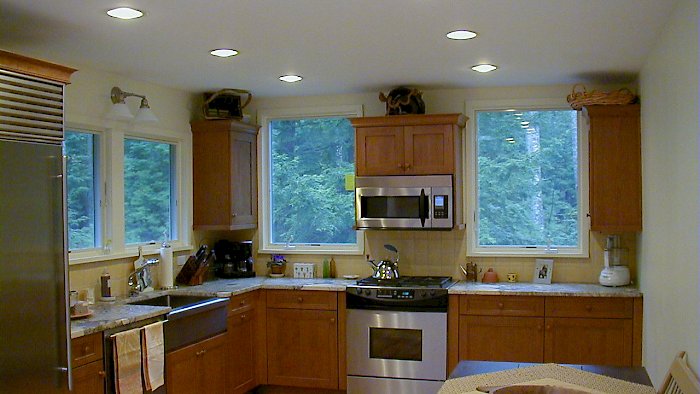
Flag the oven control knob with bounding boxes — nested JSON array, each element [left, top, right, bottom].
[[356, 288, 362, 295], [364, 289, 372, 296], [429, 290, 436, 296]]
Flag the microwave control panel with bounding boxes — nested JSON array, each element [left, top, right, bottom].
[[433, 195, 449, 218]]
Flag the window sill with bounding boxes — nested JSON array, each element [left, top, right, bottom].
[[258, 247, 364, 256], [68, 244, 193, 266], [467, 249, 589, 259]]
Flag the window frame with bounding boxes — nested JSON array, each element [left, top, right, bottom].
[[64, 127, 105, 255], [464, 98, 590, 258], [258, 105, 365, 255], [122, 135, 179, 247]]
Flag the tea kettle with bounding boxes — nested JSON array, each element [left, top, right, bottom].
[[367, 244, 400, 280]]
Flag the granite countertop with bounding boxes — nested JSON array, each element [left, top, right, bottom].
[[448, 282, 642, 297], [70, 277, 355, 338], [71, 278, 641, 338]]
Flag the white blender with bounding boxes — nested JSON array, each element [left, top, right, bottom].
[[599, 234, 631, 286]]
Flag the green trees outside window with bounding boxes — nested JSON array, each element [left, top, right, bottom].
[[269, 117, 355, 245], [124, 138, 175, 244], [476, 109, 580, 248], [65, 130, 98, 250]]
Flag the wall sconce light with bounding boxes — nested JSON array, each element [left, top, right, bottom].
[[107, 86, 159, 123]]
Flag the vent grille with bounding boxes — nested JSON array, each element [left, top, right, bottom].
[[0, 69, 64, 143]]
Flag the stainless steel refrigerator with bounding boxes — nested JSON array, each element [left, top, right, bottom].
[[0, 69, 71, 392]]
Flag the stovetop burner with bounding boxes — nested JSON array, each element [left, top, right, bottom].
[[355, 276, 452, 289]]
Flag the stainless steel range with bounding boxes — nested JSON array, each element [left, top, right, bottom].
[[346, 276, 453, 394]]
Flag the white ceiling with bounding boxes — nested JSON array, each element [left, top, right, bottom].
[[0, 0, 677, 97]]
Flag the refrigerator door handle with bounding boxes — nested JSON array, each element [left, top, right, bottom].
[[60, 154, 72, 391]]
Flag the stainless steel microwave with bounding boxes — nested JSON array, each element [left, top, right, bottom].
[[355, 175, 454, 230]]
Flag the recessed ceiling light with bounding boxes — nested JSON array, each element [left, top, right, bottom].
[[210, 49, 239, 58], [471, 64, 498, 73], [106, 7, 143, 20], [279, 75, 303, 83], [446, 30, 478, 40]]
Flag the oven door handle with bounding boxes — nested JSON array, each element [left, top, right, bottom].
[[419, 189, 428, 227]]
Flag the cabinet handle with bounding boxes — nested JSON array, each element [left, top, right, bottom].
[[240, 314, 247, 320], [232, 212, 237, 217], [98, 370, 106, 379], [297, 297, 303, 303], [397, 163, 404, 169], [330, 318, 336, 323], [497, 302, 504, 309], [405, 163, 412, 169], [240, 300, 246, 306], [196, 350, 207, 356]]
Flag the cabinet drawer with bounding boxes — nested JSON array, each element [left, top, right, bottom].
[[545, 297, 633, 319], [71, 332, 103, 368], [266, 290, 337, 310], [229, 291, 256, 316], [460, 295, 544, 317]]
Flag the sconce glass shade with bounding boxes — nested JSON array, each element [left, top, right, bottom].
[[107, 102, 135, 120], [135, 106, 159, 123]]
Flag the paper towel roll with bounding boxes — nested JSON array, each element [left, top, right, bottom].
[[159, 245, 174, 289]]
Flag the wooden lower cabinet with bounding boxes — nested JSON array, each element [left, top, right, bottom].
[[454, 295, 642, 367], [71, 360, 105, 394], [459, 315, 544, 362], [266, 308, 338, 389], [166, 333, 228, 394], [544, 317, 633, 366], [227, 307, 256, 393]]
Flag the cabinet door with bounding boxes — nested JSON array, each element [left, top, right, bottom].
[[587, 105, 641, 232], [458, 316, 544, 363], [544, 317, 633, 366], [404, 124, 454, 174], [192, 125, 232, 229], [166, 333, 228, 394], [230, 131, 257, 229], [227, 310, 256, 394], [266, 308, 338, 389], [356, 126, 404, 176], [72, 360, 105, 394]]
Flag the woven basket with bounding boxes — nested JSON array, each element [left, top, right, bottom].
[[566, 84, 637, 110]]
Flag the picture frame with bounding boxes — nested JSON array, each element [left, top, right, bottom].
[[533, 259, 554, 284]]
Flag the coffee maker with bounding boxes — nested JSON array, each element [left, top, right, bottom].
[[213, 240, 255, 278]]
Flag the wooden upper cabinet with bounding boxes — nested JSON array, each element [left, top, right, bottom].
[[352, 114, 466, 176], [585, 105, 642, 232], [191, 119, 260, 230]]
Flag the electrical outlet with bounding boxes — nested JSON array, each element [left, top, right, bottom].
[[176, 255, 188, 266]]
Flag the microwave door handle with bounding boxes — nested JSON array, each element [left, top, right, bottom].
[[419, 189, 428, 227]]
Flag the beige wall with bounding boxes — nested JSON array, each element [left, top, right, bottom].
[[638, 0, 699, 386], [228, 84, 637, 283], [66, 65, 196, 297]]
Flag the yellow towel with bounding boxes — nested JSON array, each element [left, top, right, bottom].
[[113, 327, 143, 394], [141, 321, 165, 391]]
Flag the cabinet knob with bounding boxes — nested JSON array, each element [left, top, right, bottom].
[[397, 163, 404, 169], [330, 318, 336, 323], [240, 314, 247, 320], [232, 212, 237, 217], [537, 325, 543, 332], [546, 324, 551, 331], [297, 297, 303, 303], [405, 163, 411, 169], [585, 305, 593, 312], [98, 370, 106, 379], [240, 300, 246, 306], [497, 302, 504, 309], [83, 346, 90, 355]]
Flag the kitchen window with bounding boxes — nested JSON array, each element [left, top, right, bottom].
[[64, 129, 101, 251], [258, 105, 364, 254], [123, 137, 177, 245], [466, 101, 589, 257]]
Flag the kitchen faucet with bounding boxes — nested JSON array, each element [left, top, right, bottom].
[[128, 258, 160, 296]]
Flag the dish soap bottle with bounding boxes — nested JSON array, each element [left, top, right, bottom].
[[322, 258, 330, 278]]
